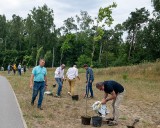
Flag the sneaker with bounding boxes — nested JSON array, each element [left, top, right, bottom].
[[89, 96, 94, 99], [68, 92, 71, 96], [107, 121, 118, 126], [31, 101, 34, 106], [106, 118, 114, 121], [37, 106, 43, 110], [55, 94, 61, 98], [83, 94, 88, 99]]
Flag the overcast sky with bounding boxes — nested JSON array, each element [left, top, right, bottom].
[[0, 0, 154, 28]]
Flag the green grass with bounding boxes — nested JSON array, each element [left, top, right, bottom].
[[0, 62, 160, 128]]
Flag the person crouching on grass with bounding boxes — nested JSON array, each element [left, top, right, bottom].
[[96, 80, 125, 126], [29, 59, 47, 110]]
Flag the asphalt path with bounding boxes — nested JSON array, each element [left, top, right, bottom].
[[0, 76, 27, 128]]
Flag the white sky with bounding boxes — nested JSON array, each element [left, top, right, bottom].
[[0, 0, 154, 28]]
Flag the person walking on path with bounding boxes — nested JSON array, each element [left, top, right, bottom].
[[7, 64, 11, 74], [66, 65, 80, 96], [54, 64, 65, 97], [23, 65, 26, 74], [96, 80, 125, 126], [83, 64, 94, 98], [12, 64, 16, 75], [29, 59, 47, 110], [18, 63, 22, 76]]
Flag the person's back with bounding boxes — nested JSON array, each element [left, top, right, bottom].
[[86, 67, 94, 81], [13, 64, 16, 70], [7, 65, 11, 74], [18, 64, 22, 75], [104, 80, 124, 94], [23, 65, 26, 73], [66, 67, 77, 80], [7, 65, 10, 70], [18, 64, 21, 69]]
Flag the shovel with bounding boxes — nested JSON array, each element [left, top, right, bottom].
[[127, 118, 139, 128]]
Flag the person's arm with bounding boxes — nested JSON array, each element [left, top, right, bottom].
[[55, 67, 60, 75], [29, 74, 34, 88], [102, 91, 117, 104], [77, 76, 80, 80], [86, 69, 88, 83], [44, 76, 47, 85], [62, 69, 65, 80], [75, 68, 80, 80], [89, 68, 94, 83], [101, 92, 108, 104]]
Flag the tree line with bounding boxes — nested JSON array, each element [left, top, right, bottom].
[[0, 1, 160, 69]]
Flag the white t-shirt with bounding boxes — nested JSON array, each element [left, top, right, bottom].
[[54, 67, 64, 78], [18, 64, 21, 69], [66, 67, 78, 80]]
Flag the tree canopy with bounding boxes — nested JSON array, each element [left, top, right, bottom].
[[0, 3, 160, 69]]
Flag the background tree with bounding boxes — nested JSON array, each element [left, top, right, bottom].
[[123, 8, 150, 62]]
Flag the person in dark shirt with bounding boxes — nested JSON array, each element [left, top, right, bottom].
[[96, 80, 125, 126], [83, 64, 94, 98]]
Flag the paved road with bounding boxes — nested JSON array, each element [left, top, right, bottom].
[[0, 76, 27, 128]]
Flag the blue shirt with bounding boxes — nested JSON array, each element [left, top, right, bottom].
[[32, 65, 47, 82], [86, 67, 94, 81], [7, 65, 10, 70]]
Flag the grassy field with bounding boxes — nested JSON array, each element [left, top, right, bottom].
[[0, 61, 160, 128]]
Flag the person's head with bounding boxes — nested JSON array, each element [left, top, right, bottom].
[[61, 64, 65, 69], [83, 64, 88, 70], [39, 59, 45, 67], [96, 82, 104, 91], [73, 65, 77, 68]]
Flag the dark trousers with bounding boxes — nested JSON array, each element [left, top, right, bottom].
[[31, 81, 45, 107], [18, 69, 21, 75], [86, 81, 93, 97], [55, 78, 63, 96]]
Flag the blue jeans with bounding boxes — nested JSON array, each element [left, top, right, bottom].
[[32, 81, 45, 107], [18, 69, 21, 75], [86, 81, 93, 97], [55, 78, 63, 96]]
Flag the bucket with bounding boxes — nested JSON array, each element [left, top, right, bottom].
[[72, 95, 79, 101], [81, 116, 91, 125], [92, 116, 102, 127]]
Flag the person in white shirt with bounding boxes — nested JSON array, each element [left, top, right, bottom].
[[66, 65, 80, 96], [54, 64, 65, 97], [18, 63, 22, 76]]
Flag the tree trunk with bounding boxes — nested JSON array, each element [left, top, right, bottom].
[[52, 47, 54, 68], [98, 41, 103, 63], [128, 32, 135, 60], [60, 50, 63, 65], [91, 40, 95, 66]]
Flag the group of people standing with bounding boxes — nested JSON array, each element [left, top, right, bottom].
[[54, 63, 94, 98], [7, 63, 26, 75], [29, 59, 125, 126], [29, 59, 95, 109]]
